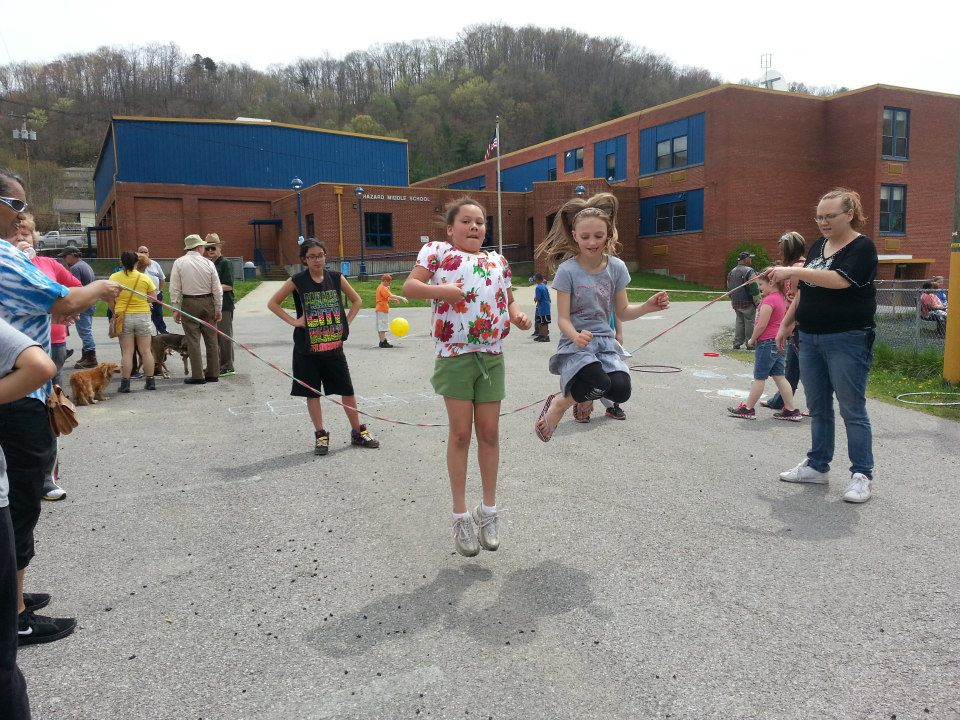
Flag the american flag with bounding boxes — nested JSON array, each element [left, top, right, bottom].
[[483, 135, 498, 161]]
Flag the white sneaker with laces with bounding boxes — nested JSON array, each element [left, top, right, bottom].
[[453, 516, 480, 557], [843, 473, 873, 503], [779, 459, 828, 484], [471, 505, 499, 551]]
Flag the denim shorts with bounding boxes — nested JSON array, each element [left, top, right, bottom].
[[753, 338, 785, 380]]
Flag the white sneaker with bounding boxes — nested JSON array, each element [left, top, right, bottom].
[[779, 459, 828, 484], [843, 473, 873, 503], [453, 516, 480, 557]]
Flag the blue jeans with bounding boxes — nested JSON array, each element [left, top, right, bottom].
[[75, 306, 96, 352], [151, 290, 168, 334], [765, 335, 800, 409], [798, 329, 875, 478], [752, 339, 785, 380]]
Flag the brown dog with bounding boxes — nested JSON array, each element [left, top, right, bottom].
[[151, 333, 189, 378], [131, 333, 189, 378], [69, 362, 120, 406]]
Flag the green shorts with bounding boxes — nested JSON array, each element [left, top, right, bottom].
[[431, 352, 506, 403]]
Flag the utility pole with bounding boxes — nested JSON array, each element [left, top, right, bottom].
[[9, 114, 38, 197]]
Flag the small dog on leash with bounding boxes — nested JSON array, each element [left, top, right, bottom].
[[150, 333, 190, 378], [131, 333, 190, 378], [70, 362, 120, 406]]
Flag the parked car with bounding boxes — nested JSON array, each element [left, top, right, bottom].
[[37, 230, 86, 249]]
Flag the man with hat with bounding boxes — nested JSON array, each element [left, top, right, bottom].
[[168, 234, 222, 384], [727, 251, 760, 349], [203, 233, 235, 377], [60, 247, 99, 369]]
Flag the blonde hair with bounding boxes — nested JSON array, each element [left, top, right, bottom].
[[536, 192, 620, 271], [758, 266, 786, 295], [136, 253, 151, 271], [819, 188, 867, 231]]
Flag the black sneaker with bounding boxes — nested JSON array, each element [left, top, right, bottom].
[[350, 425, 380, 448], [314, 430, 329, 456], [18, 610, 76, 646], [379, 340, 394, 348], [23, 592, 51, 613], [184, 378, 206, 385], [605, 404, 626, 420]]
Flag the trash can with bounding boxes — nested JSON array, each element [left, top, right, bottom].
[[243, 261, 257, 280], [340, 261, 351, 276]]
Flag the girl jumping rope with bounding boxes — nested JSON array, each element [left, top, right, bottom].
[[403, 198, 531, 557], [267, 239, 380, 455], [727, 269, 803, 421], [534, 192, 669, 441]]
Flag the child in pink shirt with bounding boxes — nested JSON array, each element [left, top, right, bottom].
[[728, 271, 801, 421]]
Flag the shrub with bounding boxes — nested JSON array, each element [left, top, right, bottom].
[[724, 243, 773, 274]]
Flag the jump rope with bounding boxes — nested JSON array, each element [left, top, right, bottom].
[[121, 274, 761, 428]]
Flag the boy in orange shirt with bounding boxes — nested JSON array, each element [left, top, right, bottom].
[[375, 274, 408, 348]]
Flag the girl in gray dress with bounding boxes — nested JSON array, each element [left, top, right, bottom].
[[534, 193, 669, 441]]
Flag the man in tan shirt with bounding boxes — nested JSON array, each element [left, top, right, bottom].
[[169, 234, 223, 384]]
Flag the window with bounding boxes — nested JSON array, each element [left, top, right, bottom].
[[484, 215, 494, 246], [655, 202, 687, 233], [305, 213, 315, 239], [656, 135, 688, 171], [882, 107, 909, 159], [364, 212, 392, 248], [547, 166, 557, 181], [594, 135, 627, 182], [879, 184, 906, 234], [640, 114, 704, 175], [640, 189, 703, 236], [564, 147, 584, 172]]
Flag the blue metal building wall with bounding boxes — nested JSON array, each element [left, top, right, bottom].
[[448, 175, 486, 190], [500, 155, 556, 192], [639, 113, 705, 175], [106, 119, 408, 193], [94, 131, 117, 213], [593, 135, 627, 182], [639, 189, 704, 236]]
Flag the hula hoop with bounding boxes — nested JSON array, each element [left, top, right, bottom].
[[895, 392, 960, 407], [629, 365, 682, 373]]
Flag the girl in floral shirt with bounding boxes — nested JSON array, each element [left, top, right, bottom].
[[404, 198, 531, 557]]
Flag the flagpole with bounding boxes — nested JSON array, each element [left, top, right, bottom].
[[495, 116, 503, 256]]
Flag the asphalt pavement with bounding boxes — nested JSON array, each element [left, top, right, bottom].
[[18, 282, 960, 719]]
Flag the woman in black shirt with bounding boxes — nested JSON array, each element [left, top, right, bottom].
[[771, 188, 877, 503]]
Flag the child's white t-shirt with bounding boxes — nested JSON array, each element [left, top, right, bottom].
[[415, 241, 513, 357]]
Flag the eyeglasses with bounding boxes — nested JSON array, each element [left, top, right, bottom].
[[203, 246, 218, 251], [304, 254, 326, 260], [814, 211, 849, 224], [0, 197, 28, 213]]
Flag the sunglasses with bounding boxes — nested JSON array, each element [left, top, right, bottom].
[[0, 197, 28, 213]]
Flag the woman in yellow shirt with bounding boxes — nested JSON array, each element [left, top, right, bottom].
[[108, 251, 158, 392]]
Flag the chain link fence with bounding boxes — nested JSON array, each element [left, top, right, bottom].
[[875, 280, 948, 350]]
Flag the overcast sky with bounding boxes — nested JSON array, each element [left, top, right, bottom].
[[2, 0, 958, 95]]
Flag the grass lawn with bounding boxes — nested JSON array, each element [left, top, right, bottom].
[[625, 271, 723, 303], [278, 279, 431, 311], [92, 279, 264, 317]]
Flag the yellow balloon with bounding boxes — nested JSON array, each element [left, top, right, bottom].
[[390, 317, 410, 338]]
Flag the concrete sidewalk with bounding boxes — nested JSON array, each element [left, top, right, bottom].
[[19, 291, 960, 720]]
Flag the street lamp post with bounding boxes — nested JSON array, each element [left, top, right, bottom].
[[354, 186, 366, 279], [290, 177, 304, 242]]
